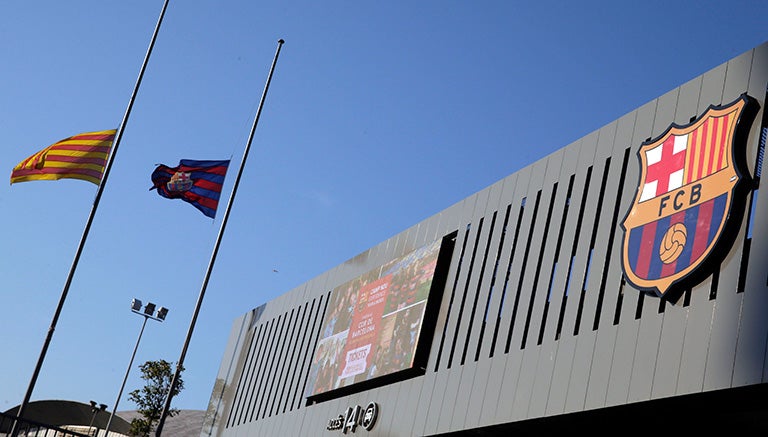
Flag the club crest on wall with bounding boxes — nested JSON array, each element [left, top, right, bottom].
[[621, 94, 758, 298]]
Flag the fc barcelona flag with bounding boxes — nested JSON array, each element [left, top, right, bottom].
[[621, 95, 757, 297], [150, 159, 230, 218]]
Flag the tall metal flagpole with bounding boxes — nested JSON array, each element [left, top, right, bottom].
[[11, 1, 172, 435], [154, 38, 285, 436]]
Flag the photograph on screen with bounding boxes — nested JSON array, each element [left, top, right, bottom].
[[305, 238, 443, 397]]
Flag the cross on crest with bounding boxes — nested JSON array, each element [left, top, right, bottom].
[[620, 94, 757, 298]]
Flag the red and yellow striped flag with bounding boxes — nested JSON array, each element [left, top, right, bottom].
[[10, 129, 117, 186]]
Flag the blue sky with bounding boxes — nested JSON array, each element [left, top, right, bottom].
[[1, 0, 767, 414]]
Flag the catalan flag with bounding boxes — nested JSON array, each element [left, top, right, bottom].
[[10, 129, 117, 186], [150, 159, 230, 218]]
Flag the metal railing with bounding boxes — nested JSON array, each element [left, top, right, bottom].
[[0, 412, 91, 437]]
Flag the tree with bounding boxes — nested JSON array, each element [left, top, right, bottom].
[[127, 359, 184, 437]]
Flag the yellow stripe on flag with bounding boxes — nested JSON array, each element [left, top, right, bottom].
[[10, 129, 117, 186]]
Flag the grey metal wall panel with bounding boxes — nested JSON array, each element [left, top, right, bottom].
[[397, 376, 426, 435], [432, 196, 477, 373], [494, 348, 523, 421], [460, 182, 512, 430], [530, 147, 580, 414], [649, 76, 702, 401], [257, 310, 289, 420], [627, 88, 680, 404], [277, 302, 304, 414], [210, 42, 768, 437], [466, 359, 494, 428], [584, 118, 626, 411], [288, 293, 322, 412], [564, 333, 595, 413], [557, 131, 600, 340], [481, 171, 533, 424], [511, 150, 566, 420], [449, 360, 478, 431], [703, 48, 754, 392], [507, 153, 562, 357], [673, 59, 728, 397], [471, 175, 521, 427], [421, 195, 478, 434], [236, 319, 269, 424], [544, 136, 594, 416], [488, 165, 533, 359], [268, 307, 301, 418], [202, 310, 255, 436], [676, 281, 716, 396], [262, 311, 295, 419], [602, 113, 641, 321], [456, 183, 507, 429], [733, 44, 768, 387], [604, 100, 656, 407], [448, 187, 492, 372], [243, 321, 271, 422], [425, 365, 456, 435], [410, 366, 436, 435], [588, 118, 625, 333], [248, 312, 283, 421], [565, 118, 628, 412], [493, 159, 547, 421], [547, 131, 600, 415], [519, 151, 567, 353], [463, 182, 505, 366], [438, 361, 473, 432], [473, 176, 519, 366], [511, 347, 539, 420]]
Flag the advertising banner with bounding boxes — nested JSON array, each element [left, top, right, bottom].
[[306, 238, 443, 397]]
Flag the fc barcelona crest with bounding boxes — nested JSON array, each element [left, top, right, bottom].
[[167, 171, 193, 192], [621, 94, 758, 298]]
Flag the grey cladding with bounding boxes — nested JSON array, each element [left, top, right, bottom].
[[203, 42, 768, 436]]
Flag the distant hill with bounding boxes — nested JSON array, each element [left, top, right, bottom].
[[118, 410, 206, 436]]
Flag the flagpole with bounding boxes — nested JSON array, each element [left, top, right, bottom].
[[154, 38, 285, 436], [11, 1, 172, 435]]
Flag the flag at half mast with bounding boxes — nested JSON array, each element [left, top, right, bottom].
[[10, 130, 117, 186], [150, 159, 230, 218]]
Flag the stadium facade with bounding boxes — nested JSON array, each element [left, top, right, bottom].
[[201, 41, 768, 435]]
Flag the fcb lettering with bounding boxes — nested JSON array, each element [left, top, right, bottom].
[[620, 94, 757, 297]]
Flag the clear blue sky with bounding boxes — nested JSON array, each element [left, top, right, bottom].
[[1, 0, 766, 413]]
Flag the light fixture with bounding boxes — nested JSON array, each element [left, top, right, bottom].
[[88, 400, 107, 434], [143, 302, 156, 316], [156, 307, 169, 321], [104, 299, 169, 437]]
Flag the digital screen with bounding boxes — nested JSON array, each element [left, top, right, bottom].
[[306, 239, 444, 397]]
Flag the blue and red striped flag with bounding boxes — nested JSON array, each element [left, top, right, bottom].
[[150, 159, 230, 218]]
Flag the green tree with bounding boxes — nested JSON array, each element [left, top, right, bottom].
[[127, 359, 184, 437]]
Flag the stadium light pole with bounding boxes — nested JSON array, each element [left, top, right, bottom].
[[102, 299, 168, 437], [88, 401, 107, 437]]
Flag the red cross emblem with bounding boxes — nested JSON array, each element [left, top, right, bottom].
[[620, 94, 757, 298]]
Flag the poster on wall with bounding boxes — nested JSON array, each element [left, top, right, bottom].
[[306, 238, 444, 398]]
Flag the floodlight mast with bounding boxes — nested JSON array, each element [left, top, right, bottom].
[[102, 300, 168, 437]]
